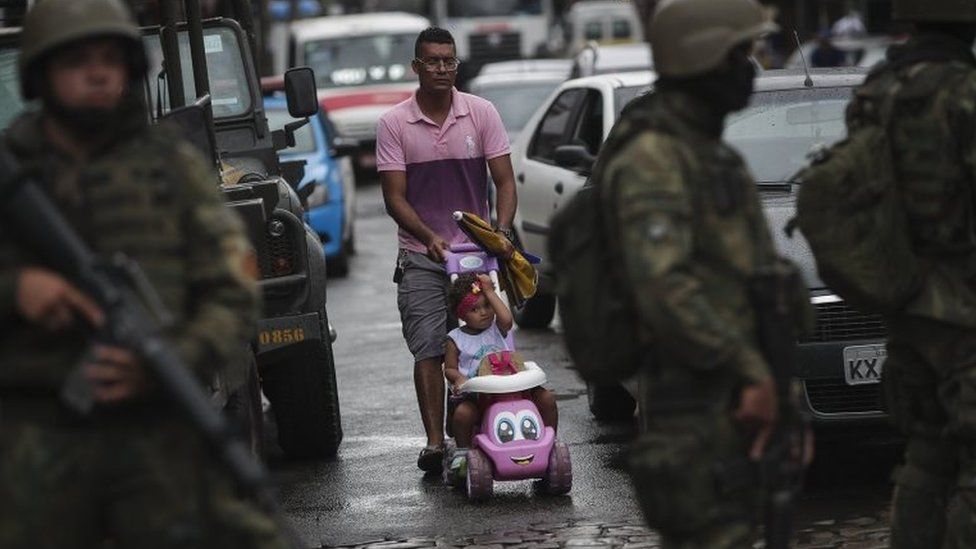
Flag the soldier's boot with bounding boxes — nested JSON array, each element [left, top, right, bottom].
[[890, 438, 955, 549]]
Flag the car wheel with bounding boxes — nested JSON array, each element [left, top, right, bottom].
[[514, 292, 556, 329], [261, 317, 343, 459], [328, 245, 351, 278], [586, 381, 636, 422]]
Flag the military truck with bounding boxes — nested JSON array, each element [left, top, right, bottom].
[[143, 4, 343, 459]]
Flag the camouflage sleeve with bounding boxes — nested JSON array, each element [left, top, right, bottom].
[[172, 143, 260, 379], [608, 133, 770, 384]]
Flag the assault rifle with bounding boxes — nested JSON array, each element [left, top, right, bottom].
[[0, 146, 283, 521], [750, 262, 811, 549]]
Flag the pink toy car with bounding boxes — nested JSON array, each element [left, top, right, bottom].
[[447, 362, 572, 500]]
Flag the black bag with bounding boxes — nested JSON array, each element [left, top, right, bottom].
[[548, 114, 651, 383]]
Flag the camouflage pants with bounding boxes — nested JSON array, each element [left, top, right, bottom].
[[884, 316, 976, 549], [0, 411, 292, 549], [629, 407, 760, 549]]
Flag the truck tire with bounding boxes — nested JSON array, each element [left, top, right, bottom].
[[586, 381, 636, 422], [224, 353, 264, 460], [262, 329, 343, 459], [514, 292, 556, 329]]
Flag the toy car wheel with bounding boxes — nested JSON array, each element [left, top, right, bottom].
[[466, 448, 493, 501], [542, 441, 572, 495], [442, 440, 458, 486]]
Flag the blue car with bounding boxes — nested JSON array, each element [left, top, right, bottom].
[[265, 96, 356, 276]]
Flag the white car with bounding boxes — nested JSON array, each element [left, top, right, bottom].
[[511, 70, 654, 328]]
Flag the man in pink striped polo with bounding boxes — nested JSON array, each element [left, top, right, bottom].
[[376, 27, 517, 474]]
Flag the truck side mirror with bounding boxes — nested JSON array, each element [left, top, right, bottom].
[[284, 67, 319, 118]]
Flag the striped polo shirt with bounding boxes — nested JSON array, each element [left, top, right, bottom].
[[375, 88, 510, 253]]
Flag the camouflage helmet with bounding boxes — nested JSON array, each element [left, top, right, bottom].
[[892, 0, 976, 22], [650, 0, 777, 78], [19, 0, 146, 100]]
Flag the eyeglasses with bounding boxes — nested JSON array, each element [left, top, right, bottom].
[[415, 57, 460, 72]]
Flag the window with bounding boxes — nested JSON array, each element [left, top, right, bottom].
[[529, 88, 585, 163], [612, 19, 632, 40], [143, 27, 253, 118], [303, 33, 414, 90], [265, 108, 318, 154], [447, 0, 542, 17], [473, 80, 561, 134], [584, 21, 603, 41], [570, 90, 603, 157], [726, 87, 854, 184], [0, 48, 25, 131], [614, 85, 650, 117]]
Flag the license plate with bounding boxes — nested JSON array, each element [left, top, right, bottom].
[[843, 344, 886, 385]]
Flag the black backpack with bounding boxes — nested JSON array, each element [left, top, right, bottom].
[[548, 107, 652, 383]]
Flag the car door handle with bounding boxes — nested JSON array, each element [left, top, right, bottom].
[[518, 173, 525, 183], [555, 182, 564, 194]]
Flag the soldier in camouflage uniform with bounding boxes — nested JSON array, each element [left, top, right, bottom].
[[594, 0, 793, 547], [0, 1, 290, 547], [841, 2, 976, 547]]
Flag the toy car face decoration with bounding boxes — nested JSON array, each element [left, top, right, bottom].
[[475, 399, 555, 479]]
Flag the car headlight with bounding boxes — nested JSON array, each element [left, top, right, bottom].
[[306, 182, 330, 208]]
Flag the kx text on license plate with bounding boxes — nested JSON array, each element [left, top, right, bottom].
[[843, 344, 886, 385]]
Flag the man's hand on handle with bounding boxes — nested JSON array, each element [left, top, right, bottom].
[[426, 234, 450, 263]]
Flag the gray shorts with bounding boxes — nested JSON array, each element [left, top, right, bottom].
[[397, 251, 458, 363]]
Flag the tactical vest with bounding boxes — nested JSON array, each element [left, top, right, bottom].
[[0, 116, 197, 389], [601, 93, 778, 406]]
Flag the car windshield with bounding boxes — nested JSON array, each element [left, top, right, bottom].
[[304, 33, 414, 89], [474, 80, 561, 133], [265, 107, 317, 154], [448, 0, 542, 17], [726, 86, 854, 184], [614, 85, 650, 117], [0, 48, 26, 131], [143, 26, 253, 118]]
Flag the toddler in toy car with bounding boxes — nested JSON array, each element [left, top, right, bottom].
[[443, 273, 558, 478]]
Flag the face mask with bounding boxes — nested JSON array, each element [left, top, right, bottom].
[[43, 86, 146, 141], [703, 51, 756, 114]]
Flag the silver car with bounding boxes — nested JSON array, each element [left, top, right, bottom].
[[514, 67, 889, 425]]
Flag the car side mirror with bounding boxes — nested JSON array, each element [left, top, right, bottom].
[[554, 144, 596, 176], [284, 66, 319, 118]]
